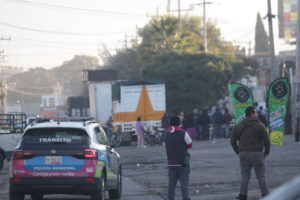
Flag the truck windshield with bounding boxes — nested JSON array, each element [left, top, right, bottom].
[[22, 128, 90, 145]]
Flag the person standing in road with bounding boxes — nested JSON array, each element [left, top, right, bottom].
[[135, 116, 146, 148], [212, 107, 223, 139], [231, 106, 270, 200], [222, 108, 232, 138], [199, 109, 210, 140], [192, 109, 200, 141], [105, 116, 114, 143], [165, 115, 192, 200], [258, 106, 268, 127]]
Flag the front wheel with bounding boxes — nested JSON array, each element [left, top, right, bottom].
[[91, 174, 106, 200], [109, 168, 122, 199]]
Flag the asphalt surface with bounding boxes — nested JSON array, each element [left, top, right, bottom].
[[0, 160, 163, 200], [118, 135, 300, 200], [1, 135, 300, 200]]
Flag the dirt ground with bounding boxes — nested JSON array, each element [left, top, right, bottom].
[[118, 135, 300, 200]]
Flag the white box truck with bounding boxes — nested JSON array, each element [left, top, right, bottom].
[[89, 80, 166, 145]]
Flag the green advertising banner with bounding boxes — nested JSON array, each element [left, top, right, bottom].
[[267, 78, 290, 146], [230, 83, 254, 122]]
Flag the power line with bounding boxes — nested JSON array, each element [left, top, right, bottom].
[[10, 35, 127, 47], [0, 21, 128, 36], [0, 0, 146, 17]]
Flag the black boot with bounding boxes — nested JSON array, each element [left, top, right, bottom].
[[236, 194, 247, 200]]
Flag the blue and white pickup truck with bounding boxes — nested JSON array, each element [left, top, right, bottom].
[[0, 132, 23, 170]]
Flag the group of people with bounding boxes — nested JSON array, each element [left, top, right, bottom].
[[172, 103, 269, 142], [170, 107, 233, 141], [162, 106, 270, 200]]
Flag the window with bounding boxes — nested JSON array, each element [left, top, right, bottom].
[[49, 97, 55, 107], [94, 126, 108, 145], [22, 128, 90, 145], [43, 99, 47, 107]]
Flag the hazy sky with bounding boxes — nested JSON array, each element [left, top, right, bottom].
[[0, 0, 293, 69]]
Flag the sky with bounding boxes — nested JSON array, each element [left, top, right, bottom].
[[0, 0, 294, 69]]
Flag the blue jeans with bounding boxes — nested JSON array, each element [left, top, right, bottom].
[[168, 166, 191, 200]]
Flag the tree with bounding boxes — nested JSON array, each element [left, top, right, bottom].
[[52, 55, 99, 96], [8, 67, 54, 103], [143, 52, 232, 113], [103, 49, 142, 80], [255, 12, 270, 56], [231, 56, 259, 82], [138, 15, 237, 63], [7, 55, 100, 104], [101, 15, 238, 80]]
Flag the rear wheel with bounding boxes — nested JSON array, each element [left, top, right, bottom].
[[109, 168, 122, 199], [31, 193, 43, 200], [91, 173, 106, 200], [9, 191, 24, 200]]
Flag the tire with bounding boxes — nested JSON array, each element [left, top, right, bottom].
[[91, 173, 106, 200], [9, 191, 24, 200], [31, 193, 43, 200], [0, 153, 4, 171], [109, 168, 122, 199]]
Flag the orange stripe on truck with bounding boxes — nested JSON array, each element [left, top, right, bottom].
[[113, 86, 164, 122]]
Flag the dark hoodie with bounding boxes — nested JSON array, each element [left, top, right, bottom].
[[231, 117, 270, 155]]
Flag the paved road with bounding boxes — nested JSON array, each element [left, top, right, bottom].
[[0, 161, 163, 200], [2, 135, 300, 200], [117, 135, 300, 200]]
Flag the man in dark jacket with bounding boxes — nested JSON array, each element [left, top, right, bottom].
[[166, 115, 192, 200], [231, 106, 270, 200], [212, 107, 223, 138], [199, 109, 210, 140]]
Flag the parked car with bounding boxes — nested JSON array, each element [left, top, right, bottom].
[[9, 119, 122, 200]]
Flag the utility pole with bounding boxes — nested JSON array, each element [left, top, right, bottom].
[[266, 0, 277, 80], [0, 51, 8, 115], [294, 0, 300, 142], [178, 0, 181, 19], [203, 0, 207, 52], [190, 1, 214, 53], [0, 35, 10, 114]]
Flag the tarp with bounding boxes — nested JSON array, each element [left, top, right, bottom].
[[230, 83, 254, 122], [267, 77, 290, 146]]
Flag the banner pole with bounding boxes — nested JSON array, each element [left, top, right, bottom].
[[295, 0, 300, 142]]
